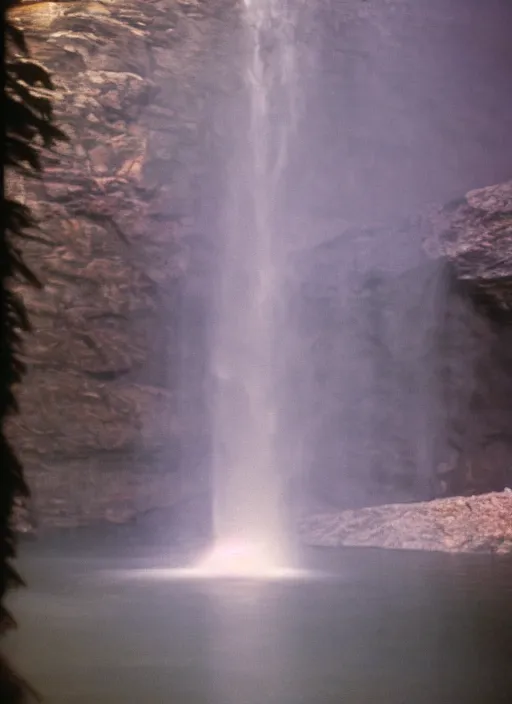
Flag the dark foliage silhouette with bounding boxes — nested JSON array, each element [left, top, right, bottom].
[[1, 2, 66, 700]]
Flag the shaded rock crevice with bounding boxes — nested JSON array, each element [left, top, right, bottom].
[[293, 180, 512, 511]]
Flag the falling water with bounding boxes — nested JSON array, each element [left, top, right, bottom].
[[200, 0, 305, 575]]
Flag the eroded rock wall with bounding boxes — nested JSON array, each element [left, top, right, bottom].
[[7, 1, 512, 532], [423, 181, 512, 496], [292, 181, 512, 511], [7, 0, 238, 530]]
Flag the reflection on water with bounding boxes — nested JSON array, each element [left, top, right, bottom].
[[6, 545, 512, 704]]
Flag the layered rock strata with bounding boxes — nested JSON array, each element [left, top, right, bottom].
[[7, 0, 237, 531]]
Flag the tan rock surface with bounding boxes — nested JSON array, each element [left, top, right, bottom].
[[301, 491, 512, 554], [7, 0, 235, 529]]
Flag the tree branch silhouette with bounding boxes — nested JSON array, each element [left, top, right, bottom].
[[1, 2, 66, 700]]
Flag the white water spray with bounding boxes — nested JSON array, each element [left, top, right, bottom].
[[198, 0, 305, 576]]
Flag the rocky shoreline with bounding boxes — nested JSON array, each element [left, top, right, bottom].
[[300, 491, 512, 555]]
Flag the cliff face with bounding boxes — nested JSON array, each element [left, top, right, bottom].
[[293, 181, 512, 511], [425, 181, 512, 495], [6, 1, 512, 534], [7, 0, 238, 531]]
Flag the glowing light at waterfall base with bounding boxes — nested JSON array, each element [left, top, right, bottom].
[[181, 0, 309, 581], [190, 540, 297, 579]]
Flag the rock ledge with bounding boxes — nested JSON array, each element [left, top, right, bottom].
[[300, 491, 512, 555]]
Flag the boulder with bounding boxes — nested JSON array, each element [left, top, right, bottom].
[[423, 180, 512, 318]]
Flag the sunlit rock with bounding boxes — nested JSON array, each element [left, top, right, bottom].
[[6, 0, 228, 531], [300, 491, 512, 554]]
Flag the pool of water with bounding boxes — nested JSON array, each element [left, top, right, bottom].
[[6, 543, 512, 703]]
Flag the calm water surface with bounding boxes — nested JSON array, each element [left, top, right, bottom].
[[6, 543, 512, 704]]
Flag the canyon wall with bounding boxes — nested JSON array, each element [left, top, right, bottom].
[[7, 0, 512, 534], [293, 181, 512, 511], [8, 0, 238, 533]]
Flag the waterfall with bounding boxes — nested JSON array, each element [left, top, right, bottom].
[[200, 0, 305, 574]]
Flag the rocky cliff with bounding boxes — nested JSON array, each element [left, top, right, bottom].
[[424, 181, 512, 495], [293, 180, 512, 511], [7, 0, 238, 532], [6, 1, 512, 536]]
